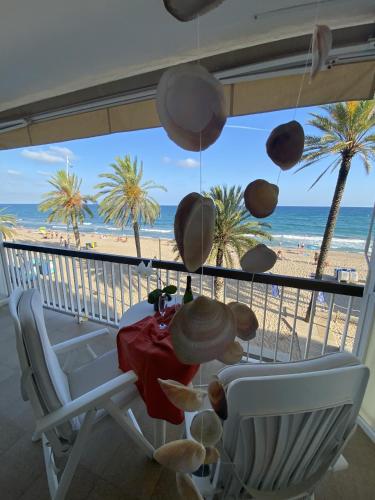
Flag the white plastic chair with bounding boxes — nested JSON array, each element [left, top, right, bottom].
[[185, 353, 369, 500], [9, 287, 154, 500]]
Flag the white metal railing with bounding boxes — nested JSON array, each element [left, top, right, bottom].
[[1, 242, 364, 363]]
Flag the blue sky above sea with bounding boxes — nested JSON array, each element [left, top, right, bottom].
[[0, 105, 374, 207]]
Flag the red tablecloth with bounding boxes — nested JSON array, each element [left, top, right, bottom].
[[117, 305, 199, 424]]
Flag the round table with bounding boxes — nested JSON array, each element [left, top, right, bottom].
[[118, 297, 182, 447]]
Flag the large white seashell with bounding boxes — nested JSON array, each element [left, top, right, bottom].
[[163, 0, 225, 22], [311, 25, 332, 81], [204, 446, 220, 464], [170, 296, 236, 364], [154, 439, 205, 473], [240, 244, 277, 274], [208, 377, 227, 420], [158, 379, 206, 411], [156, 63, 227, 152], [217, 340, 244, 365], [174, 192, 216, 272], [190, 410, 223, 447], [228, 302, 258, 341], [266, 121, 305, 170], [176, 472, 204, 500], [244, 179, 279, 218]]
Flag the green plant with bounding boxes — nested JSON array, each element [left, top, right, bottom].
[[147, 284, 177, 305]]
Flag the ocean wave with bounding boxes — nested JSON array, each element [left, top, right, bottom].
[[141, 228, 173, 234], [82, 222, 92, 226], [52, 225, 66, 229], [106, 227, 121, 231], [272, 234, 366, 245]]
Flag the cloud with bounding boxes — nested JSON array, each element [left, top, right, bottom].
[[37, 170, 52, 176], [21, 145, 75, 164], [226, 124, 270, 132], [162, 156, 172, 163], [176, 158, 200, 168], [7, 169, 21, 176]]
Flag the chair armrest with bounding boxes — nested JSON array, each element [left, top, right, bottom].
[[35, 370, 138, 434], [52, 328, 111, 354]]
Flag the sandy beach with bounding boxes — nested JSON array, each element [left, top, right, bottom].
[[7, 227, 367, 362]]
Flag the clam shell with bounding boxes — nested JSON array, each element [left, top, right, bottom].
[[176, 473, 204, 500], [170, 296, 236, 364], [240, 244, 277, 274], [204, 446, 220, 464], [158, 379, 206, 411], [208, 377, 227, 420], [174, 192, 216, 272], [163, 0, 225, 21], [244, 179, 279, 218], [311, 25, 332, 80], [154, 439, 205, 473], [156, 63, 227, 152], [228, 302, 258, 341], [190, 410, 223, 447], [217, 340, 244, 365], [266, 120, 305, 170]]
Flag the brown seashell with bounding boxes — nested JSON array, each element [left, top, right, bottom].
[[156, 63, 227, 152], [154, 439, 205, 473], [311, 25, 332, 80], [176, 472, 204, 500], [158, 379, 206, 411], [208, 377, 228, 420], [228, 302, 258, 341], [266, 120, 305, 170], [170, 296, 236, 364], [244, 179, 279, 218], [174, 192, 216, 272], [163, 0, 225, 22], [204, 446, 220, 464], [217, 340, 244, 365], [190, 410, 223, 447], [240, 244, 277, 274]]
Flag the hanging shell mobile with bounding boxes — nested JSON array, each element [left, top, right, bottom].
[[190, 409, 223, 447], [158, 379, 206, 411], [204, 446, 220, 464], [156, 63, 227, 151], [240, 244, 277, 274], [311, 25, 332, 80], [208, 377, 228, 420], [154, 439, 205, 473], [244, 179, 279, 218], [266, 120, 305, 170], [217, 340, 244, 365], [176, 472, 204, 500], [228, 302, 258, 341], [163, 0, 225, 21]]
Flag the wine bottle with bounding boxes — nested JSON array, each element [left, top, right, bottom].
[[183, 276, 194, 304]]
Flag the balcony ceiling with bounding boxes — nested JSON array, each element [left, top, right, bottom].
[[0, 0, 374, 115]]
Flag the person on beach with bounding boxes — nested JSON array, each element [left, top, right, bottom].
[[277, 250, 283, 260]]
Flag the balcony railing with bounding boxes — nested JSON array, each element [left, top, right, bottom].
[[1, 241, 364, 363]]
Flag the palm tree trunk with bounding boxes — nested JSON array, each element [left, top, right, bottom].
[[304, 153, 352, 321], [71, 216, 81, 249], [214, 247, 224, 300], [133, 221, 142, 258]]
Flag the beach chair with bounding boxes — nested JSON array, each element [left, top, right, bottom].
[[185, 353, 369, 499], [8, 287, 154, 500]]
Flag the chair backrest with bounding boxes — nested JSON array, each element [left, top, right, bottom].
[[8, 287, 76, 443], [217, 354, 369, 499]]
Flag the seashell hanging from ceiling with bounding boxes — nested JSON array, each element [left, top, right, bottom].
[[227, 302, 259, 341], [174, 192, 216, 272], [208, 377, 228, 420], [158, 379, 206, 411], [311, 25, 332, 81], [204, 446, 220, 464], [156, 63, 227, 152], [170, 296, 236, 364], [240, 244, 277, 274], [266, 121, 305, 170], [163, 0, 225, 22], [190, 409, 223, 447], [217, 340, 244, 365], [154, 439, 205, 473], [244, 179, 279, 218], [176, 472, 204, 500]]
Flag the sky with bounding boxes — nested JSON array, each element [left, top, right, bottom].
[[0, 105, 373, 207]]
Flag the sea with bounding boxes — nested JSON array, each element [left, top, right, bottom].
[[1, 204, 372, 253]]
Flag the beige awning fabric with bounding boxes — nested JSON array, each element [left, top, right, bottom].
[[0, 60, 373, 150]]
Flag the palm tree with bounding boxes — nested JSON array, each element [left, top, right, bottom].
[[39, 170, 95, 248], [96, 155, 166, 257], [206, 185, 272, 298], [0, 208, 16, 240], [296, 100, 375, 319]]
